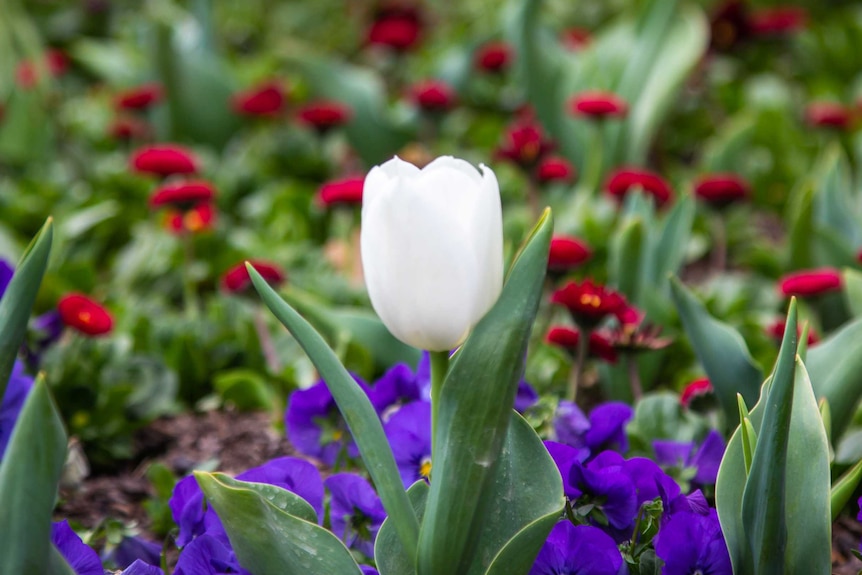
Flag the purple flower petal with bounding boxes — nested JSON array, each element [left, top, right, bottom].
[[554, 400, 590, 449], [569, 460, 637, 532], [109, 536, 162, 568], [514, 380, 539, 412], [370, 363, 422, 415], [0, 361, 34, 460], [621, 457, 680, 508], [120, 559, 164, 575], [236, 456, 324, 519], [169, 475, 208, 548], [325, 473, 387, 558], [655, 509, 731, 575], [51, 520, 103, 575], [692, 430, 726, 485], [529, 521, 623, 575], [544, 440, 587, 499], [652, 440, 695, 468], [174, 533, 248, 575], [384, 400, 432, 488], [0, 259, 13, 298], [585, 402, 632, 454]]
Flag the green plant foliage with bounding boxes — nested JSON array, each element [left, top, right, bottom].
[[376, 481, 429, 575], [807, 315, 862, 439]]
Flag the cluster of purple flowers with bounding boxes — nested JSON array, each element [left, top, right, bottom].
[[531, 401, 731, 574]]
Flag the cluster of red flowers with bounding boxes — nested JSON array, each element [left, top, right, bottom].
[[110, 83, 163, 142], [15, 49, 68, 88], [710, 1, 807, 51], [496, 114, 576, 184]]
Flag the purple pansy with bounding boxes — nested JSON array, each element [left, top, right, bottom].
[[653, 430, 725, 486], [286, 375, 371, 465], [174, 533, 248, 575], [554, 400, 590, 449], [544, 440, 588, 499], [584, 402, 633, 454], [654, 509, 731, 575], [360, 566, 380, 575], [369, 363, 423, 416], [0, 360, 34, 460], [384, 400, 432, 488], [120, 560, 164, 575], [51, 520, 103, 575], [108, 536, 162, 569], [170, 475, 208, 547], [0, 258, 13, 295], [529, 521, 624, 575], [325, 473, 387, 558], [569, 456, 638, 537], [515, 380, 539, 412]]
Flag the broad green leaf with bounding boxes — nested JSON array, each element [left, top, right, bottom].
[[249, 267, 419, 565], [701, 113, 757, 172], [196, 472, 362, 575], [813, 144, 860, 246], [785, 180, 815, 270], [831, 458, 862, 521], [627, 392, 707, 455], [0, 218, 52, 399], [0, 89, 53, 164], [0, 377, 68, 575], [807, 314, 862, 438], [214, 369, 274, 411], [669, 278, 763, 426], [281, 287, 421, 374], [202, 473, 317, 523], [608, 216, 644, 302], [289, 54, 413, 166], [377, 481, 429, 575], [417, 210, 553, 575], [648, 193, 695, 289], [741, 300, 797, 575], [474, 414, 564, 575], [48, 546, 77, 575], [842, 268, 862, 318]]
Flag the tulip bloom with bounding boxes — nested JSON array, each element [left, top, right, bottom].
[[361, 156, 503, 351]]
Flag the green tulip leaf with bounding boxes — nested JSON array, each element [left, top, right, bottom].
[[196, 472, 362, 575], [0, 377, 68, 575], [417, 209, 555, 575], [608, 216, 644, 302], [0, 217, 52, 399], [669, 277, 763, 426], [376, 481, 429, 575], [831, 458, 862, 522], [785, 180, 815, 270], [842, 268, 862, 318], [807, 314, 862, 438], [248, 267, 419, 565], [649, 193, 695, 289], [813, 144, 861, 247]]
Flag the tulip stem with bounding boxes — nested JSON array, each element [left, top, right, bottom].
[[429, 350, 450, 452], [253, 307, 281, 374], [626, 354, 643, 402], [710, 213, 727, 272], [181, 233, 200, 319], [570, 329, 590, 402]]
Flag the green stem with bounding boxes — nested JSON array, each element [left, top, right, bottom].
[[429, 350, 450, 451], [181, 233, 199, 319], [583, 123, 605, 195]]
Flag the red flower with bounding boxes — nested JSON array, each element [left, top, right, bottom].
[[318, 176, 365, 207], [297, 101, 352, 133], [536, 156, 576, 184], [766, 319, 819, 346], [130, 145, 199, 176], [16, 49, 68, 88], [606, 167, 673, 207], [545, 326, 618, 363], [747, 6, 807, 36], [367, 6, 422, 52], [561, 28, 591, 51], [474, 42, 513, 73], [58, 294, 113, 336], [222, 260, 286, 293], [805, 102, 853, 131], [167, 203, 216, 235], [710, 0, 750, 51], [496, 121, 554, 169], [150, 180, 216, 209], [693, 173, 750, 208], [548, 236, 591, 272], [778, 268, 842, 297], [680, 378, 713, 408], [109, 117, 151, 141], [115, 83, 163, 110], [569, 91, 628, 119], [409, 80, 456, 113], [550, 279, 628, 329], [231, 82, 286, 117]]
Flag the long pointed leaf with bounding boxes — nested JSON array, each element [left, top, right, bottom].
[[807, 314, 862, 438], [0, 218, 52, 399], [417, 210, 553, 575], [248, 267, 419, 565], [377, 481, 429, 575], [0, 376, 68, 574]]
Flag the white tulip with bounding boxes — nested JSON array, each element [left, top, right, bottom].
[[361, 156, 504, 351]]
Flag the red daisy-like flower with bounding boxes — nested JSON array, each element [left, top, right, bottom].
[[409, 80, 456, 113], [130, 145, 199, 176], [550, 279, 628, 330], [693, 173, 750, 208], [318, 176, 365, 207], [222, 260, 286, 293], [58, 293, 113, 336], [561, 28, 591, 51], [231, 82, 286, 117], [680, 378, 713, 408], [367, 6, 422, 52], [115, 83, 163, 111], [496, 121, 554, 169], [710, 0, 750, 51], [805, 102, 853, 131], [778, 268, 842, 298], [109, 117, 151, 141], [606, 167, 673, 207], [16, 49, 69, 88], [167, 203, 216, 235], [150, 180, 216, 209], [545, 326, 618, 364], [296, 101, 353, 133], [569, 91, 628, 119], [548, 236, 592, 273], [474, 42, 513, 73], [747, 6, 807, 36], [766, 319, 819, 346], [536, 156, 576, 184]]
